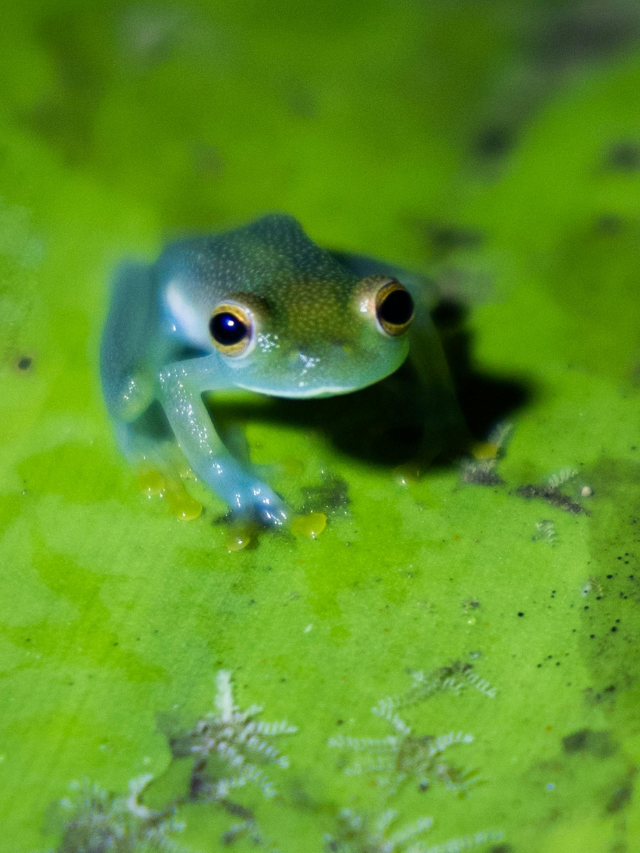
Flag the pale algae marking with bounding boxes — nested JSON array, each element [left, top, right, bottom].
[[371, 662, 498, 715], [46, 776, 185, 852], [406, 830, 505, 853], [38, 670, 295, 851], [323, 809, 503, 853], [458, 423, 594, 520], [328, 726, 476, 794], [0, 197, 45, 269], [327, 663, 502, 850], [37, 667, 504, 851], [324, 809, 434, 853], [532, 519, 558, 545], [182, 669, 298, 800], [0, 196, 45, 362], [458, 422, 513, 487]]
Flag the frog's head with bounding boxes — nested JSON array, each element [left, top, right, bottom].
[[163, 215, 415, 398], [208, 270, 414, 398]]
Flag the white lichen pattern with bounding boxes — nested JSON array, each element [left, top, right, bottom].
[[187, 669, 298, 800], [329, 717, 476, 794], [371, 662, 497, 723], [324, 808, 434, 853], [41, 668, 504, 852], [326, 663, 504, 850], [407, 828, 505, 853], [53, 776, 185, 852], [324, 808, 504, 853]]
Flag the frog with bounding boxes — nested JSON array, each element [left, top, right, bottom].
[[100, 214, 464, 526]]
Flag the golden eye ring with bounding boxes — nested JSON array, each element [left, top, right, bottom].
[[209, 301, 255, 357], [375, 280, 414, 336]]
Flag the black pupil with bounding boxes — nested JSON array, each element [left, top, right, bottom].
[[378, 288, 414, 326], [210, 312, 248, 346]]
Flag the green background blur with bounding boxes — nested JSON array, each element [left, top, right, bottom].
[[1, 1, 640, 851]]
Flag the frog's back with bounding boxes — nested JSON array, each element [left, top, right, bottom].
[[157, 214, 355, 306]]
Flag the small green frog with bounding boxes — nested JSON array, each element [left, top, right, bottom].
[[101, 214, 461, 525]]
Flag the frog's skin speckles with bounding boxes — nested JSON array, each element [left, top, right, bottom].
[[170, 670, 297, 801], [101, 214, 464, 525]]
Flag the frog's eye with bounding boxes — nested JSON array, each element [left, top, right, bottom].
[[375, 280, 414, 336], [210, 302, 254, 356]]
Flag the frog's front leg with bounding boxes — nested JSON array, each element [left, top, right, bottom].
[[157, 356, 288, 526]]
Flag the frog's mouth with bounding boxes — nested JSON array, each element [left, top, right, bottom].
[[235, 382, 361, 399], [232, 345, 409, 400]]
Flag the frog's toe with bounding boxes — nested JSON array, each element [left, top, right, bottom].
[[252, 490, 289, 527], [226, 481, 288, 527]]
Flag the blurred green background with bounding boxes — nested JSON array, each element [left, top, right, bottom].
[[1, 1, 640, 851]]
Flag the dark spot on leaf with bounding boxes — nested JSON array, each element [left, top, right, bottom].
[[596, 214, 625, 235], [422, 222, 484, 258], [537, 5, 640, 68], [515, 485, 587, 514], [474, 125, 513, 159], [220, 799, 254, 820], [607, 782, 633, 813], [192, 142, 225, 176], [562, 728, 617, 758], [300, 472, 350, 517], [607, 141, 640, 170]]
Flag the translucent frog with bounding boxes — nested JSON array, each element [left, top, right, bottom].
[[101, 214, 462, 525]]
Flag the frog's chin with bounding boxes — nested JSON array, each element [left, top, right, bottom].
[[235, 382, 360, 399]]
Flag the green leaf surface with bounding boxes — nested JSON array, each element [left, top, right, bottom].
[[1, 2, 639, 852]]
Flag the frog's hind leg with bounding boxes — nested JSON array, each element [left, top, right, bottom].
[[101, 263, 206, 519], [100, 261, 159, 421], [101, 261, 173, 469], [114, 406, 204, 520], [113, 401, 175, 469]]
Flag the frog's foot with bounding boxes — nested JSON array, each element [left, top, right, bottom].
[[114, 416, 175, 470], [113, 423, 203, 520], [233, 483, 289, 527]]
